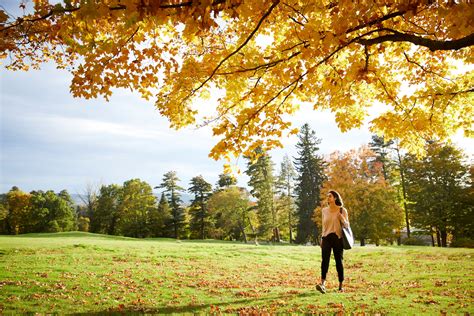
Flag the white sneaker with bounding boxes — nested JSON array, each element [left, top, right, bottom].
[[316, 284, 326, 294]]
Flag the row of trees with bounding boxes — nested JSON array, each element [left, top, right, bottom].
[[1, 125, 472, 247], [80, 123, 326, 243], [0, 123, 325, 243], [0, 189, 77, 234], [369, 137, 473, 247]]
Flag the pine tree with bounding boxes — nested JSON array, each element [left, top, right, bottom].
[[156, 171, 185, 239], [149, 193, 172, 237], [245, 147, 275, 241], [188, 175, 213, 239], [294, 123, 326, 244], [369, 135, 394, 182]]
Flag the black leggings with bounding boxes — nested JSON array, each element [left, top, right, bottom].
[[321, 233, 344, 282]]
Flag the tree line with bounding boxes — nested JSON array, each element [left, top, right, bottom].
[[1, 124, 472, 247]]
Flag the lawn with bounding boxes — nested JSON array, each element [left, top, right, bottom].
[[0, 232, 472, 314]]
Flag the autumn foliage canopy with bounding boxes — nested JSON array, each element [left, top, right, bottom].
[[1, 1, 473, 160]]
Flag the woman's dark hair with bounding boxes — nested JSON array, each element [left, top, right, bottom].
[[329, 190, 343, 207]]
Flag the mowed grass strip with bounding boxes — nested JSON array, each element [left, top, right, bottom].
[[0, 232, 472, 314]]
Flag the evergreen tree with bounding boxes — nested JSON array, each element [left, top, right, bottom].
[[294, 123, 326, 244], [245, 148, 276, 241], [188, 175, 213, 239], [149, 193, 172, 237], [156, 171, 185, 239], [369, 135, 394, 182], [92, 184, 122, 235], [370, 135, 412, 239], [276, 154, 297, 243]]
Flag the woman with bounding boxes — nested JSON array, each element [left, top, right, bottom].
[[316, 190, 349, 293]]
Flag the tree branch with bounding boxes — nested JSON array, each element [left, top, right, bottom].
[[0, 0, 229, 33], [357, 31, 474, 51], [217, 51, 301, 75], [184, 0, 280, 101], [403, 52, 453, 82], [346, 10, 406, 34]]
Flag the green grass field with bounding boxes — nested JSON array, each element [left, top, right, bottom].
[[0, 232, 472, 314]]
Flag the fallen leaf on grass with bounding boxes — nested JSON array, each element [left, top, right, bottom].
[[235, 290, 261, 298], [328, 302, 344, 308], [53, 282, 66, 290], [0, 280, 22, 286], [285, 289, 301, 295], [29, 293, 43, 299], [412, 298, 439, 305], [403, 281, 421, 288], [435, 280, 447, 287]]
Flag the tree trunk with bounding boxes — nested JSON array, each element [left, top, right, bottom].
[[360, 238, 366, 246], [441, 230, 447, 247], [239, 222, 248, 243], [289, 212, 293, 244], [272, 227, 281, 242], [430, 226, 435, 246], [396, 146, 411, 238], [436, 230, 441, 247]]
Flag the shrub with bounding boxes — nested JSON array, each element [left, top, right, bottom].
[[450, 238, 474, 248], [402, 236, 431, 246]]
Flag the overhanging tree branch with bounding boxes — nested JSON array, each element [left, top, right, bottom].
[[0, 0, 230, 33], [357, 31, 474, 51], [182, 0, 280, 102]]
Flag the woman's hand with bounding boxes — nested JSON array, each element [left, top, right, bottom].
[[338, 210, 348, 226], [338, 212, 346, 222]]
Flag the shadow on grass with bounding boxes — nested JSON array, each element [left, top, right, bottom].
[[76, 291, 316, 314]]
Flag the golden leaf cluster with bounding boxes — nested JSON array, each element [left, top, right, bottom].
[[1, 0, 473, 159]]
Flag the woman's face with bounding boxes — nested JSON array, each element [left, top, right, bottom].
[[327, 193, 336, 205]]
